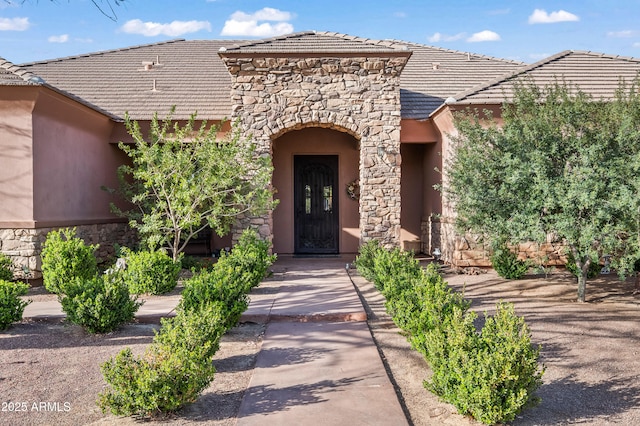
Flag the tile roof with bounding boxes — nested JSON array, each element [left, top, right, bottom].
[[0, 57, 43, 86], [454, 50, 640, 105], [22, 39, 236, 121], [396, 41, 523, 118], [220, 31, 410, 54], [20, 32, 523, 121]]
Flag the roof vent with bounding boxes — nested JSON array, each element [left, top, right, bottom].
[[27, 76, 45, 84], [140, 56, 162, 71], [432, 62, 441, 70]]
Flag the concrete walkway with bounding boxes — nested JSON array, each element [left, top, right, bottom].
[[21, 256, 409, 425], [237, 257, 408, 425]]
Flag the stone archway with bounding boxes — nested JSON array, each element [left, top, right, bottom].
[[271, 126, 360, 254], [219, 40, 410, 250]]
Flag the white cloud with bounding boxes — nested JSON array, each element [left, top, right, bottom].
[[428, 32, 466, 43], [119, 19, 212, 37], [467, 30, 501, 42], [528, 9, 579, 24], [607, 30, 638, 38], [231, 7, 293, 22], [394, 12, 407, 18], [634, 42, 640, 48], [0, 17, 30, 31], [221, 7, 294, 37], [48, 34, 69, 43]]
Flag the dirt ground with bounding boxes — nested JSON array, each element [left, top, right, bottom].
[[1, 267, 640, 425]]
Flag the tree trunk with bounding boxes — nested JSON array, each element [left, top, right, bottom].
[[577, 271, 587, 303]]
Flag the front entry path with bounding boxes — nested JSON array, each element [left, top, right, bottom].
[[237, 256, 409, 425]]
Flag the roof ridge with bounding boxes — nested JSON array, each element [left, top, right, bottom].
[[451, 51, 573, 102], [0, 56, 42, 84], [221, 31, 317, 51], [20, 38, 187, 66], [386, 38, 525, 65], [221, 30, 410, 52], [566, 49, 640, 63], [314, 30, 410, 51]]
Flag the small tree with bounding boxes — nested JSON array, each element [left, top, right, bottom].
[[443, 79, 640, 302], [109, 110, 275, 262]]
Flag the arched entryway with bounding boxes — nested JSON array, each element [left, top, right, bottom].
[[272, 127, 360, 255]]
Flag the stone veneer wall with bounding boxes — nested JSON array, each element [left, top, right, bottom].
[[0, 223, 137, 279], [220, 53, 409, 249], [439, 217, 567, 268]]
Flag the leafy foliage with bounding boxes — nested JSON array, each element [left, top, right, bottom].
[[60, 272, 142, 333], [179, 229, 275, 329], [109, 109, 275, 261], [353, 240, 382, 282], [41, 228, 98, 295], [120, 248, 181, 295], [356, 245, 543, 424], [424, 303, 544, 425], [443, 78, 640, 301], [98, 305, 224, 418], [98, 230, 274, 418], [0, 280, 31, 330], [0, 253, 14, 281], [490, 240, 530, 279], [565, 250, 600, 280]]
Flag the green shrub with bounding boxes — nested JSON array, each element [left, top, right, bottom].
[[180, 230, 274, 329], [403, 265, 470, 358], [60, 272, 142, 333], [0, 253, 14, 281], [359, 243, 543, 425], [0, 280, 31, 330], [120, 248, 181, 295], [565, 250, 600, 279], [180, 268, 249, 330], [490, 241, 529, 279], [98, 304, 225, 418], [98, 229, 273, 418], [354, 240, 383, 282], [371, 246, 421, 293], [41, 228, 98, 294], [424, 303, 544, 425]]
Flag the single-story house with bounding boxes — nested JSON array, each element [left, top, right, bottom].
[[1, 31, 639, 277]]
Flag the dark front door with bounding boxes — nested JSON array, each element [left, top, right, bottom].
[[294, 155, 339, 254]]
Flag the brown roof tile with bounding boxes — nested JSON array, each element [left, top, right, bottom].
[[454, 50, 640, 105], [21, 32, 523, 121], [0, 57, 42, 86]]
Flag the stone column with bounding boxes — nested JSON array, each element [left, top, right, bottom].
[[220, 51, 409, 250]]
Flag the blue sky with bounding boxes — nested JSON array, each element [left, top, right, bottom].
[[1, 0, 640, 65]]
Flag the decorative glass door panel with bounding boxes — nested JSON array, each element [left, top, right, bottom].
[[294, 155, 339, 254]]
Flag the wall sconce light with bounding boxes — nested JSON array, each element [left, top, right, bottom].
[[432, 247, 441, 261]]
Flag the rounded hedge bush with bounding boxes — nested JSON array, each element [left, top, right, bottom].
[[60, 272, 142, 333], [0, 280, 31, 330], [120, 249, 181, 295], [41, 228, 98, 295]]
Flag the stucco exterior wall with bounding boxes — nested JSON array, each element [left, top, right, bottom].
[[272, 127, 360, 254], [32, 89, 125, 224], [0, 87, 36, 224]]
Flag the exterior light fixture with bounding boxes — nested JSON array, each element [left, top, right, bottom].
[[432, 247, 442, 261]]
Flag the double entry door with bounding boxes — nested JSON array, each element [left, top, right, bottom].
[[294, 155, 339, 254]]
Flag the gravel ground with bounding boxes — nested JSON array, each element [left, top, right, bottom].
[[1, 267, 639, 425], [350, 266, 640, 426]]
